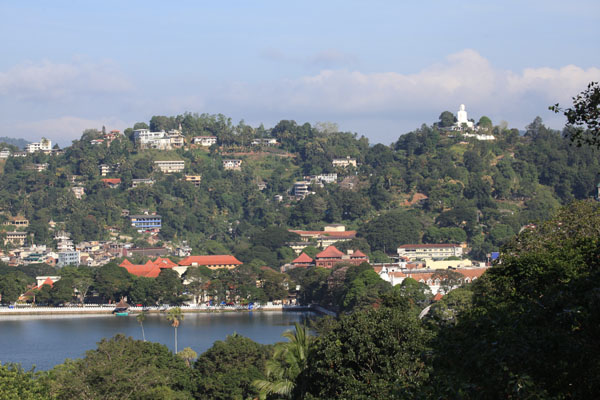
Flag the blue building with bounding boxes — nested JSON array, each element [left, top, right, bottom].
[[130, 215, 162, 233]]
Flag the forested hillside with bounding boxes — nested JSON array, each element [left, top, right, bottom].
[[0, 112, 598, 263]]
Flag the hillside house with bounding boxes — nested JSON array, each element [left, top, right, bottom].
[[154, 160, 185, 174], [332, 156, 357, 168], [193, 136, 218, 146], [397, 244, 464, 260], [223, 159, 242, 171]]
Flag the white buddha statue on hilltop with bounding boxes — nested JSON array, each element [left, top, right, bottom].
[[456, 104, 474, 129]]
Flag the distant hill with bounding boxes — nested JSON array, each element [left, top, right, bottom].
[[0, 136, 30, 149]]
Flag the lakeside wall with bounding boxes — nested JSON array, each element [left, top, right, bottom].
[[0, 304, 332, 316]]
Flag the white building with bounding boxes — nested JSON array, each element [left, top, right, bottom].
[[133, 129, 172, 150], [154, 160, 185, 174], [332, 157, 357, 168], [397, 244, 463, 261], [193, 136, 218, 146], [26, 138, 52, 153], [71, 186, 85, 199], [251, 138, 278, 146], [58, 251, 80, 267], [132, 178, 155, 188], [293, 181, 311, 198], [99, 164, 112, 176], [0, 149, 10, 158], [223, 159, 242, 170]]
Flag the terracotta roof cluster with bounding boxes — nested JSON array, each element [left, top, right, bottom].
[[37, 277, 54, 289], [178, 255, 242, 267], [120, 257, 177, 278]]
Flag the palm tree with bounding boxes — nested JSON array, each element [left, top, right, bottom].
[[166, 307, 184, 353], [253, 322, 313, 399], [136, 311, 147, 342], [177, 347, 198, 368]]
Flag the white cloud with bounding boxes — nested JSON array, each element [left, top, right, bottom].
[[0, 60, 133, 101], [12, 116, 131, 145], [220, 49, 600, 122]]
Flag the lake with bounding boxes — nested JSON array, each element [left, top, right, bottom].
[[0, 311, 312, 370]]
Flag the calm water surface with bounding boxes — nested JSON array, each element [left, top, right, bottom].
[[0, 311, 311, 370]]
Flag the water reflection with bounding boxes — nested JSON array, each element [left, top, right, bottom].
[[0, 311, 312, 370]]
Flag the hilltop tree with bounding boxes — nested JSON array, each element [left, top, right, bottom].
[[550, 81, 600, 147]]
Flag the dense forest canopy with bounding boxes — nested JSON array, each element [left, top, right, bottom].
[[0, 112, 598, 264]]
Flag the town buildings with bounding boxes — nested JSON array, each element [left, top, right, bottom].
[[193, 136, 218, 146], [223, 159, 242, 171], [154, 160, 185, 174], [397, 244, 464, 260], [129, 214, 162, 233], [177, 255, 243, 270], [184, 175, 202, 187], [314, 246, 369, 268], [332, 156, 357, 168], [289, 224, 357, 250], [131, 178, 155, 188], [26, 138, 52, 153]]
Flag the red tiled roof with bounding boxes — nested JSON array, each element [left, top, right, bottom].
[[178, 255, 242, 267], [119, 257, 177, 278], [433, 293, 444, 301], [292, 252, 313, 264], [398, 244, 460, 249], [39, 277, 54, 288], [457, 267, 487, 279], [102, 178, 121, 185], [315, 245, 345, 259], [351, 249, 367, 258]]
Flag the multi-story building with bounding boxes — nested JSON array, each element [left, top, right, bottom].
[[58, 251, 80, 267], [223, 159, 242, 171], [129, 214, 162, 233], [397, 244, 464, 260], [193, 136, 218, 146], [293, 181, 311, 198], [314, 246, 369, 268], [332, 156, 357, 168], [0, 149, 10, 158], [184, 175, 202, 187], [4, 232, 27, 246], [3, 216, 29, 228], [289, 224, 357, 249], [133, 129, 172, 150], [154, 160, 185, 174], [132, 178, 155, 188], [99, 164, 113, 176], [26, 138, 52, 153]]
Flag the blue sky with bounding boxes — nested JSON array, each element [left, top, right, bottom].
[[1, 1, 599, 145]]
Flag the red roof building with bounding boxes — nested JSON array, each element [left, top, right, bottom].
[[292, 252, 313, 268], [178, 255, 242, 270], [119, 257, 177, 278], [102, 178, 121, 188], [315, 246, 369, 269]]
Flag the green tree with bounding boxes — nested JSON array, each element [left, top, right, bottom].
[[359, 210, 422, 252], [253, 323, 314, 399], [298, 303, 431, 399], [194, 334, 271, 400], [136, 311, 147, 342], [550, 81, 600, 147], [166, 307, 184, 354], [432, 200, 600, 398], [438, 111, 456, 127], [45, 334, 194, 399], [0, 363, 48, 400]]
